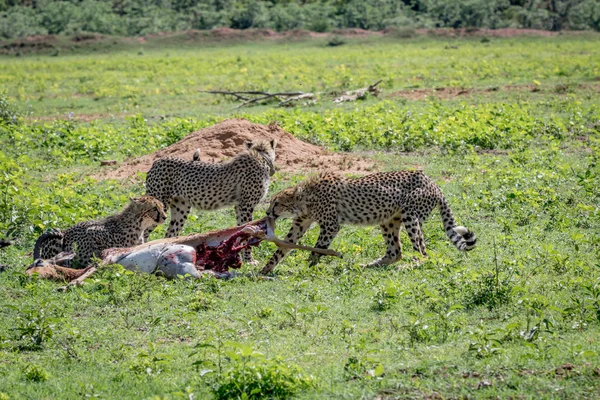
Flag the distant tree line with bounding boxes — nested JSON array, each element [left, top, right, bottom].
[[1, 0, 598, 39]]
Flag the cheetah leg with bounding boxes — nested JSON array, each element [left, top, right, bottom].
[[404, 215, 427, 257], [365, 218, 403, 268], [261, 217, 313, 274], [166, 198, 191, 238], [235, 203, 257, 263], [308, 221, 340, 267]]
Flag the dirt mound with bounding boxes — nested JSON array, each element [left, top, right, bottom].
[[100, 119, 376, 181]]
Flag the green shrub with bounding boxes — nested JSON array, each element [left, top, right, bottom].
[[196, 343, 316, 399], [22, 364, 49, 382], [326, 35, 345, 47], [214, 356, 315, 399]]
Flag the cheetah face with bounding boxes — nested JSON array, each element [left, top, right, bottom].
[[247, 139, 277, 176], [131, 196, 168, 229], [267, 190, 298, 220]]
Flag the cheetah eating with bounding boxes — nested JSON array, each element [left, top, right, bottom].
[[262, 171, 476, 273], [33, 196, 167, 267]]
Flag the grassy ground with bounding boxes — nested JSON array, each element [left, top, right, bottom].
[[1, 34, 599, 120], [0, 35, 599, 399]]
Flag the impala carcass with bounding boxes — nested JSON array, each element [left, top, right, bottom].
[[27, 218, 341, 282]]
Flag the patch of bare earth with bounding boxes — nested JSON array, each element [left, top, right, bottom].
[[26, 113, 130, 123], [98, 119, 377, 181], [132, 27, 567, 45], [389, 82, 600, 101]]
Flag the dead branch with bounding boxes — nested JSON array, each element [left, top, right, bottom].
[[199, 79, 382, 108], [199, 90, 308, 108], [278, 93, 316, 106]]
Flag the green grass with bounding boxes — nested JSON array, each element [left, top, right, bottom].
[[1, 34, 599, 119], [1, 36, 600, 399]]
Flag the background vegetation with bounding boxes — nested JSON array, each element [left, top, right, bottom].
[[0, 35, 599, 398], [1, 0, 600, 39]]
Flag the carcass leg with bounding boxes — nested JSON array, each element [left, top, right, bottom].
[[156, 245, 200, 279]]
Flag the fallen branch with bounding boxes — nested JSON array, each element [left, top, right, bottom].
[[333, 79, 382, 103], [278, 93, 316, 106], [199, 79, 383, 108], [199, 90, 309, 108]]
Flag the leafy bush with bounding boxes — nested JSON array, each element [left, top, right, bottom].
[[22, 364, 49, 382], [2, 0, 598, 39], [0, 7, 47, 39], [193, 342, 315, 399], [326, 35, 345, 47], [465, 271, 513, 311]]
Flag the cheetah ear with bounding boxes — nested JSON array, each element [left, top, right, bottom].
[[129, 196, 140, 204], [269, 139, 277, 149], [245, 141, 253, 150]]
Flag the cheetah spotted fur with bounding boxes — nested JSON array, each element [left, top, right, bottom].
[[262, 170, 476, 273], [145, 140, 277, 261], [33, 196, 167, 267]]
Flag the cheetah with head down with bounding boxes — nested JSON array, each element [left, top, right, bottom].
[[33, 196, 167, 267], [145, 139, 277, 261], [262, 171, 476, 273]]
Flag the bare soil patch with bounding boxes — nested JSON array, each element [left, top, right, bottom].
[[26, 112, 130, 123], [99, 119, 377, 181], [389, 82, 600, 101], [388, 84, 541, 100]]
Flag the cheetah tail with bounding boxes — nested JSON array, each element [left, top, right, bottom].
[[33, 229, 64, 260], [439, 196, 477, 251], [192, 149, 201, 161]]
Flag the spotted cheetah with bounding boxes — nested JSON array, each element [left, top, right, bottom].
[[145, 140, 277, 261], [33, 196, 167, 267], [262, 171, 476, 273]]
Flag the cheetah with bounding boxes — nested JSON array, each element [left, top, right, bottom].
[[262, 171, 476, 273], [33, 196, 167, 267], [145, 140, 277, 261]]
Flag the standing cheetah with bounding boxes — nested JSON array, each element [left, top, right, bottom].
[[33, 196, 167, 267], [262, 171, 476, 273], [145, 140, 277, 261]]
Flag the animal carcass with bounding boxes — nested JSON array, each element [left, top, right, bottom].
[[27, 218, 341, 282]]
